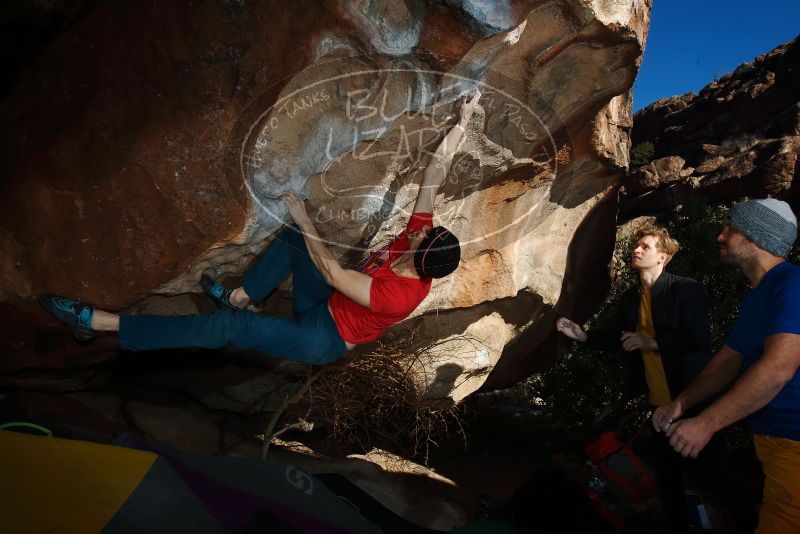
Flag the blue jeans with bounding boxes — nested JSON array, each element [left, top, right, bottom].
[[118, 226, 348, 364]]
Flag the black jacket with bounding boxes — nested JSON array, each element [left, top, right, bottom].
[[587, 271, 712, 402]]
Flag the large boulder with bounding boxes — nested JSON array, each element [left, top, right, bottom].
[[626, 155, 688, 194], [0, 1, 651, 406]]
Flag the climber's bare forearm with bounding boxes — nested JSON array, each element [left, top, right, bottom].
[[413, 89, 482, 215], [413, 122, 466, 215], [293, 217, 372, 307]]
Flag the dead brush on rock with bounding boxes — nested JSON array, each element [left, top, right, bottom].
[[262, 332, 468, 464], [313, 354, 465, 463]]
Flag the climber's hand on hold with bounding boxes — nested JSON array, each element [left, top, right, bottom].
[[281, 193, 312, 226]]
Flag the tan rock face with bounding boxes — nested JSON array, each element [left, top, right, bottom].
[[626, 155, 686, 194], [625, 37, 800, 219], [1, 1, 650, 404]]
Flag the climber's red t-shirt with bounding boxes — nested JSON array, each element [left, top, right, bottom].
[[329, 213, 433, 344]]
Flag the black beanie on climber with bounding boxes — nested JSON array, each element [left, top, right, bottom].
[[413, 226, 461, 279]]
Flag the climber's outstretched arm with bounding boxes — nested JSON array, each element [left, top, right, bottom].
[[282, 194, 372, 308], [412, 89, 480, 215]]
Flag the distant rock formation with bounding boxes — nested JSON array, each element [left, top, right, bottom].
[[623, 37, 800, 220], [0, 0, 650, 414]]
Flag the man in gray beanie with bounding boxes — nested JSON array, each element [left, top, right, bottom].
[[728, 198, 798, 259], [653, 198, 800, 532]]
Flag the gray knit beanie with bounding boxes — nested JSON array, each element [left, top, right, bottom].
[[729, 199, 797, 257]]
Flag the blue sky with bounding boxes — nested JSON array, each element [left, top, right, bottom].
[[633, 0, 800, 112]]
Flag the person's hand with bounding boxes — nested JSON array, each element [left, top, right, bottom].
[[556, 317, 587, 342], [459, 88, 481, 124], [652, 399, 684, 432], [620, 331, 657, 351], [665, 416, 714, 458], [281, 193, 311, 225]]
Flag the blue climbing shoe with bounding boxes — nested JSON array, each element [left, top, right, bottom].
[[39, 294, 96, 341], [200, 275, 236, 310]]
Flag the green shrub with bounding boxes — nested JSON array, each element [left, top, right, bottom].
[[630, 141, 656, 170]]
